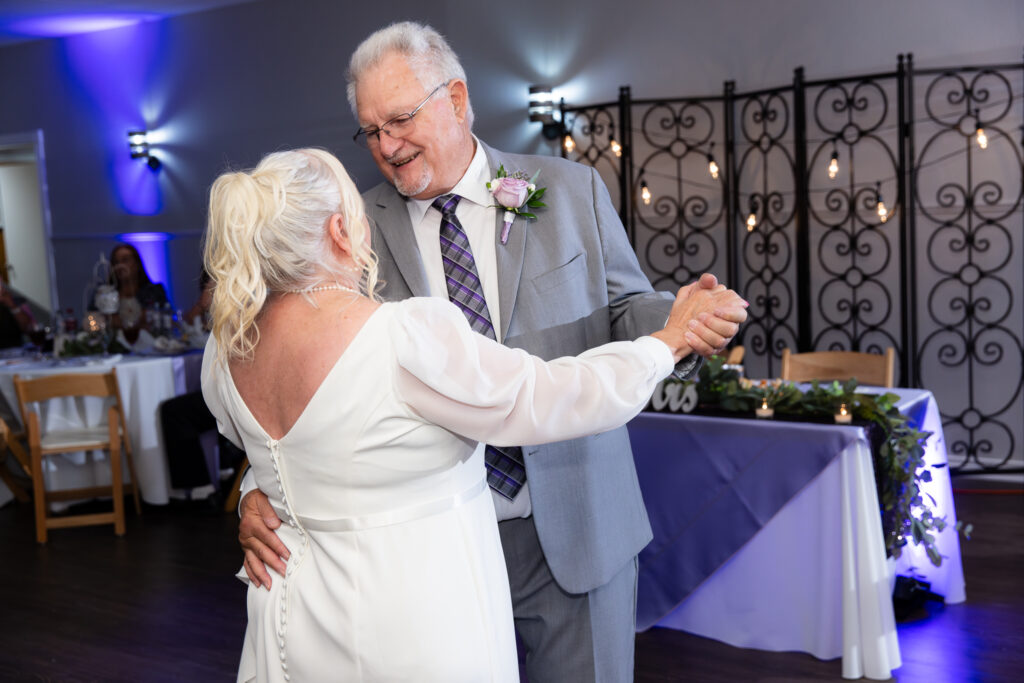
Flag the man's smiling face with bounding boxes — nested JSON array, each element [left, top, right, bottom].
[[355, 51, 470, 199]]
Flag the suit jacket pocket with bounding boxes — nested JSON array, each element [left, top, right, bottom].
[[531, 251, 587, 294]]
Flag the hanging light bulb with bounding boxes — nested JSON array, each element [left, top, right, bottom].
[[746, 212, 757, 231], [976, 126, 988, 149], [875, 182, 889, 223], [640, 173, 651, 205], [828, 147, 839, 180], [707, 143, 719, 180], [974, 108, 988, 150], [563, 133, 576, 153], [608, 123, 622, 157]]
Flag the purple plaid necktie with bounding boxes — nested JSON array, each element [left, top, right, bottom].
[[433, 193, 526, 500]]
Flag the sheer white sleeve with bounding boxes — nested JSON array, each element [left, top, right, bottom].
[[391, 298, 674, 447]]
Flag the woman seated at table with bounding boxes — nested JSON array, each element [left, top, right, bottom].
[[93, 243, 168, 332], [0, 280, 36, 349], [200, 147, 746, 682]]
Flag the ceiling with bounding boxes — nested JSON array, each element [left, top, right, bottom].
[[0, 0, 259, 47]]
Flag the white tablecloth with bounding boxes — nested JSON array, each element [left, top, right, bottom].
[[629, 387, 965, 680], [0, 352, 203, 505]]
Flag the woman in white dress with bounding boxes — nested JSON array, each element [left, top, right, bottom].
[[201, 148, 745, 682]]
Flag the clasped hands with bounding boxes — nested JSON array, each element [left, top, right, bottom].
[[651, 272, 748, 362]]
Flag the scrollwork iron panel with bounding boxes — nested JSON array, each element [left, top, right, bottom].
[[804, 72, 904, 380], [732, 89, 800, 379], [561, 104, 624, 215], [910, 62, 1024, 472], [626, 98, 729, 296], [559, 56, 1024, 473]]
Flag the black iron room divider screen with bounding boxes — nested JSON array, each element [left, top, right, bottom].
[[559, 53, 1024, 473]]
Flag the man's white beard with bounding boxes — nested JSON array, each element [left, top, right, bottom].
[[393, 167, 432, 198]]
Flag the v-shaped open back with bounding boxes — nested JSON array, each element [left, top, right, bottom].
[[225, 304, 387, 442]]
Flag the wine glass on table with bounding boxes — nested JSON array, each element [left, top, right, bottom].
[[27, 323, 47, 359]]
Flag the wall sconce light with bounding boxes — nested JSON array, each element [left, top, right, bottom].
[[128, 129, 161, 170], [529, 84, 563, 140]]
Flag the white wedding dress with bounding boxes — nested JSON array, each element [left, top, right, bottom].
[[202, 297, 673, 683]]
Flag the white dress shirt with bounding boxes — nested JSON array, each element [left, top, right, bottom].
[[404, 138, 533, 521]]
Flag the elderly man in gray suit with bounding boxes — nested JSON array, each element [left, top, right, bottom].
[[238, 21, 746, 682]]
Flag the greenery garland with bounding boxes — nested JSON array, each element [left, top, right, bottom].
[[668, 355, 969, 567], [57, 331, 129, 358]]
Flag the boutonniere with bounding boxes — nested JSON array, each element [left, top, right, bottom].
[[486, 165, 547, 244]]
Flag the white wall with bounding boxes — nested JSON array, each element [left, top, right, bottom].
[[0, 0, 1019, 312], [0, 162, 51, 313]]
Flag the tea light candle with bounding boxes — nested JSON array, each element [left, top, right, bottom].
[[755, 398, 774, 419], [834, 403, 852, 424]]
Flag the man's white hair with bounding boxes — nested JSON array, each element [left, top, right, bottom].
[[346, 21, 474, 129]]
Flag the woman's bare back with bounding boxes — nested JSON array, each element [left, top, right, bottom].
[[228, 293, 380, 440]]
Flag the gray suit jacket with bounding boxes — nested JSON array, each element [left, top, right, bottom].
[[364, 141, 676, 594]]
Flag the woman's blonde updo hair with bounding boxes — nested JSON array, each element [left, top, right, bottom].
[[203, 148, 378, 360]]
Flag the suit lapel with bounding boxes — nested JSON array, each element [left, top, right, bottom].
[[368, 186, 431, 298], [482, 143, 528, 343]]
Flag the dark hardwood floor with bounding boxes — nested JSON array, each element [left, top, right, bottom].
[[1, 478, 1020, 682]]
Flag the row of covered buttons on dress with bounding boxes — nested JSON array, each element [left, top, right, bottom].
[[268, 438, 309, 682]]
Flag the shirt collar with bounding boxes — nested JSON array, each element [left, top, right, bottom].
[[406, 137, 492, 225]]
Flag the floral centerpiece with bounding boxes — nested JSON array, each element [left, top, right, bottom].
[[662, 355, 970, 566]]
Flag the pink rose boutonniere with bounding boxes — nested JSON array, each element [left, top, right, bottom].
[[486, 165, 547, 244]]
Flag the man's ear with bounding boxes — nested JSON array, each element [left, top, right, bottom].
[[449, 79, 469, 124]]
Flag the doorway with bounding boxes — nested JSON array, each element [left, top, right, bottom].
[[0, 130, 57, 319]]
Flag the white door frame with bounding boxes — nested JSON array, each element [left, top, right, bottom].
[[0, 129, 58, 314]]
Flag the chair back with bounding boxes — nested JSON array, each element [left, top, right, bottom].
[[780, 347, 895, 387], [12, 368, 140, 542], [13, 368, 133, 453], [724, 345, 745, 365], [14, 370, 119, 405]]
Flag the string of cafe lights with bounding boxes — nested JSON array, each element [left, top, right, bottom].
[[637, 135, 1005, 229], [561, 89, 1024, 158], [561, 91, 1023, 229]]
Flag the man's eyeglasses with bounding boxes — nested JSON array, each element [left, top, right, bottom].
[[352, 80, 451, 149]]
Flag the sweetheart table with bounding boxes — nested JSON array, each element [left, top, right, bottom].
[[628, 387, 965, 679]]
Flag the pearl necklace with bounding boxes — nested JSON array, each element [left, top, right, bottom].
[[287, 284, 359, 295]]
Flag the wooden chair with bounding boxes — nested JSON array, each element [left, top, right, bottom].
[[223, 455, 250, 513], [13, 369, 142, 543], [724, 345, 745, 365], [780, 347, 895, 388], [0, 417, 31, 502]]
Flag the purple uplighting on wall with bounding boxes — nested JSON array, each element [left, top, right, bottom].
[[10, 14, 161, 39], [61, 19, 167, 215]]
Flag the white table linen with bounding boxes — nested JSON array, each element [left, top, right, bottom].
[[0, 352, 203, 505], [631, 387, 964, 680]]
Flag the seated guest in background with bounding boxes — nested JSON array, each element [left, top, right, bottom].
[[96, 243, 168, 330], [0, 306, 24, 349], [160, 267, 242, 503], [0, 280, 35, 348], [183, 268, 214, 330]]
